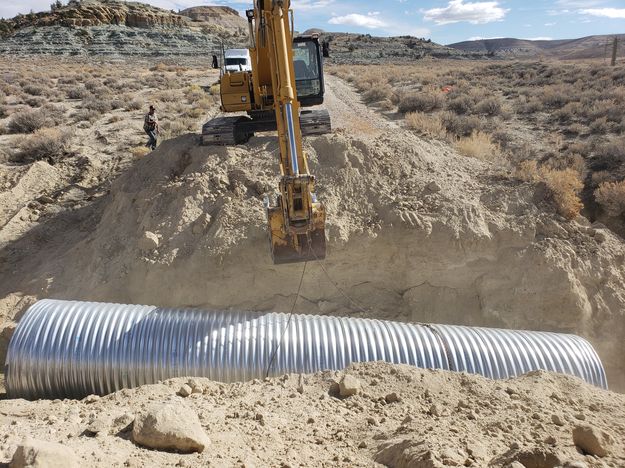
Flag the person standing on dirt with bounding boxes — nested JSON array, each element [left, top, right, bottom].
[[143, 105, 159, 151]]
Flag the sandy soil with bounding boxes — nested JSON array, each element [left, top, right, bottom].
[[1, 60, 625, 467], [1, 362, 625, 467]]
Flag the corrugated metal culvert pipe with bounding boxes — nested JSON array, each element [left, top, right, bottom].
[[5, 299, 607, 399]]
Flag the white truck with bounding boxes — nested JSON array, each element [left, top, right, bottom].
[[224, 49, 252, 73]]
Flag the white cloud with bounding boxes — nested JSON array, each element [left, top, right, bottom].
[[580, 8, 625, 19], [423, 0, 508, 25], [544, 22, 556, 26], [328, 13, 387, 29], [523, 36, 553, 40], [556, 0, 602, 7], [291, 0, 334, 12]]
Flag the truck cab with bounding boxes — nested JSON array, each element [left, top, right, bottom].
[[224, 49, 252, 73]]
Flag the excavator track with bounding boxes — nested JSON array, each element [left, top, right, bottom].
[[202, 109, 331, 146], [300, 109, 331, 136], [201, 116, 251, 146]]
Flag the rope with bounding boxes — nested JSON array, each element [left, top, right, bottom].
[[308, 244, 372, 316], [265, 260, 307, 378]]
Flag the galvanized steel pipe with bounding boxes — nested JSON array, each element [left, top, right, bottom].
[[5, 299, 607, 399]]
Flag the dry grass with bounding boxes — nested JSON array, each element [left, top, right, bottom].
[[405, 112, 446, 138], [542, 168, 584, 220], [595, 180, 625, 217], [516, 160, 584, 219], [131, 146, 151, 158], [16, 127, 72, 162], [398, 90, 444, 113], [455, 131, 499, 160]]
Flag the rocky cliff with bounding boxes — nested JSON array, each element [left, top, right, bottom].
[[0, 1, 247, 57]]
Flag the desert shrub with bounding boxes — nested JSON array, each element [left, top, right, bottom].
[[24, 96, 47, 107], [157, 90, 178, 102], [195, 97, 213, 110], [16, 127, 72, 162], [593, 139, 625, 170], [589, 117, 609, 135], [474, 97, 502, 116], [126, 99, 142, 111], [132, 146, 150, 158], [455, 131, 499, 160], [185, 85, 205, 103], [539, 88, 570, 109], [397, 91, 443, 113], [71, 109, 97, 124], [22, 84, 46, 96], [67, 86, 90, 99], [7, 109, 47, 133], [595, 180, 625, 217], [362, 85, 393, 104], [84, 79, 101, 92], [515, 97, 543, 114], [58, 76, 77, 85], [82, 97, 114, 113], [515, 160, 540, 182], [446, 95, 473, 114], [405, 112, 446, 138], [160, 119, 195, 140], [441, 112, 481, 137], [542, 168, 584, 219], [183, 107, 205, 119], [110, 99, 124, 110]]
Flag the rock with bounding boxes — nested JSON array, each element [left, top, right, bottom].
[[572, 425, 612, 457], [138, 231, 159, 251], [86, 411, 134, 435], [132, 403, 210, 453], [10, 437, 79, 468], [385, 392, 401, 404], [192, 214, 212, 235], [177, 384, 192, 397], [358, 441, 367, 448], [375, 438, 440, 468], [83, 394, 100, 403], [426, 181, 442, 193], [338, 374, 361, 397], [563, 462, 588, 468], [428, 403, 442, 417], [551, 414, 564, 426]]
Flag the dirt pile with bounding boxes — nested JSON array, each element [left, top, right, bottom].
[[1, 118, 623, 390], [1, 362, 624, 466]]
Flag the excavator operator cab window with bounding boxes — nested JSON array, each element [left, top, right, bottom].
[[293, 37, 324, 106]]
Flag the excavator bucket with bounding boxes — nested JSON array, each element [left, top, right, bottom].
[[267, 201, 326, 264]]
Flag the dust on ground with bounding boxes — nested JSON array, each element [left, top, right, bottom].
[[1, 362, 624, 467]]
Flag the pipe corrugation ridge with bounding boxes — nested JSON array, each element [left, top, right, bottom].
[[429, 324, 607, 388], [4, 300, 607, 399]]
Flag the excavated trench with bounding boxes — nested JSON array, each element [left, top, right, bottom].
[[1, 75, 625, 392]]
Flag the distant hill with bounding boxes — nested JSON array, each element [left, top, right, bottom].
[[448, 34, 625, 60], [0, 1, 247, 57]]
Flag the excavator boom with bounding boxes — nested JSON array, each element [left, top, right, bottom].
[[207, 0, 327, 264]]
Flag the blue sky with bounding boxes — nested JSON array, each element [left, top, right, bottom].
[[2, 0, 625, 44]]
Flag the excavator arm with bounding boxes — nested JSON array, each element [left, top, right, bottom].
[[248, 0, 326, 264]]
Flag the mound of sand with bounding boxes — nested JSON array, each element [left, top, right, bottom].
[[1, 362, 623, 466]]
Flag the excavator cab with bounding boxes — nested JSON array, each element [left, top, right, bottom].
[[293, 36, 325, 107]]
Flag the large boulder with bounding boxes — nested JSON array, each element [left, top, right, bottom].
[[10, 437, 79, 468], [132, 403, 210, 453]]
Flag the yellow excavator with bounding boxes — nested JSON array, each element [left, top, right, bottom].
[[203, 0, 327, 264]]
